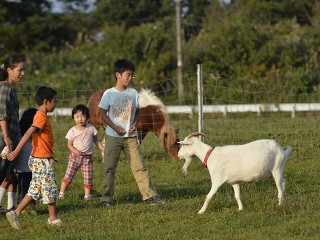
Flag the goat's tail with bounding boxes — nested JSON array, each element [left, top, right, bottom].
[[282, 145, 292, 166], [284, 146, 292, 156]]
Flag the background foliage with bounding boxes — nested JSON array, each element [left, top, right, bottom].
[[1, 0, 320, 105]]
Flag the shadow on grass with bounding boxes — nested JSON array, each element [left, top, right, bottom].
[[54, 180, 211, 213]]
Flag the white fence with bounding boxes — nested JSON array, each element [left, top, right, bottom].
[[48, 103, 320, 118], [173, 103, 320, 118]]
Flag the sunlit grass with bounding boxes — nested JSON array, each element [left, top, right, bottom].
[[1, 113, 320, 239]]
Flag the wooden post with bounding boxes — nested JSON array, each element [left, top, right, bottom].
[[175, 0, 184, 99], [197, 64, 203, 142]]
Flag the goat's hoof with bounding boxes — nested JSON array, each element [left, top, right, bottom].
[[197, 210, 205, 214]]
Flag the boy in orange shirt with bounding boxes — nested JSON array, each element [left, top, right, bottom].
[[6, 86, 62, 230]]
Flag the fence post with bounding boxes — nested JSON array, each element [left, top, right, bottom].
[[257, 106, 261, 117], [223, 106, 227, 117], [197, 64, 204, 142], [292, 105, 296, 118]]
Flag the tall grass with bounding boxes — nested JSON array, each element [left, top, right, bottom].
[[1, 114, 320, 239]]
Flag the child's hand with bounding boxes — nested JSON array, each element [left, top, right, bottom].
[[4, 137, 14, 152], [116, 126, 126, 136], [7, 150, 17, 161], [75, 150, 82, 156], [128, 124, 136, 134]]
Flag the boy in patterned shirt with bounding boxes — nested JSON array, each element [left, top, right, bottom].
[[99, 59, 165, 207]]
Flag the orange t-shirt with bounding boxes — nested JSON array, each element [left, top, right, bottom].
[[31, 111, 54, 158]]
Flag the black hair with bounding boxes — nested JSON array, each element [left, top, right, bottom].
[[114, 59, 135, 80], [72, 104, 90, 119], [0, 54, 26, 81], [19, 107, 37, 135], [34, 86, 57, 106]]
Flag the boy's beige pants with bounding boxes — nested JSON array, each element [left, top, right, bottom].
[[100, 136, 158, 203]]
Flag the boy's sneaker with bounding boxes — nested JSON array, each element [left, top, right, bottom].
[[147, 196, 166, 205], [0, 206, 6, 217], [57, 192, 65, 200], [6, 210, 21, 230], [84, 194, 93, 201], [101, 201, 112, 208], [47, 218, 63, 226]]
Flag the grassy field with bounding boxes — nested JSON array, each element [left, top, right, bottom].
[[1, 113, 320, 239]]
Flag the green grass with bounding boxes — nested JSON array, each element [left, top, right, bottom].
[[1, 113, 320, 239]]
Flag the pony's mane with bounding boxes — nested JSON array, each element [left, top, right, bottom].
[[138, 89, 176, 148], [139, 89, 165, 109], [139, 89, 176, 147]]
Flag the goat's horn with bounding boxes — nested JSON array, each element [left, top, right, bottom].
[[186, 132, 206, 139]]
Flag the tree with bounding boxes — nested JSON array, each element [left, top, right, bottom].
[[0, 0, 91, 55], [91, 0, 174, 28], [185, 0, 320, 103]]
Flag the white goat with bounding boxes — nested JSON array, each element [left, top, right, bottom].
[[178, 133, 292, 214]]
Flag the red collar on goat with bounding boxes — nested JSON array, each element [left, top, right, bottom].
[[203, 148, 213, 168]]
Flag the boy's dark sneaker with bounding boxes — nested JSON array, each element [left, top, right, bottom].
[[0, 206, 6, 217], [148, 196, 166, 205], [101, 201, 112, 208]]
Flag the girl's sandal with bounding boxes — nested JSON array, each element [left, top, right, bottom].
[[84, 194, 93, 201]]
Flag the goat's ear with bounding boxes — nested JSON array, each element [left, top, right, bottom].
[[177, 140, 192, 145]]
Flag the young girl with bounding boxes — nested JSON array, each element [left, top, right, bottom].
[[58, 104, 104, 200], [14, 107, 38, 214]]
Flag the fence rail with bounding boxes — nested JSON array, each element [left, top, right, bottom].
[[48, 103, 320, 118]]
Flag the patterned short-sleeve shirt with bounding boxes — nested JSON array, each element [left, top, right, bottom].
[[0, 81, 19, 149], [98, 87, 139, 138]]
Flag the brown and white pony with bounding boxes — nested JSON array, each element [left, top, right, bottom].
[[87, 89, 179, 159]]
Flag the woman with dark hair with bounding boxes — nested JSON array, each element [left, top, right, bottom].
[[0, 54, 26, 215]]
